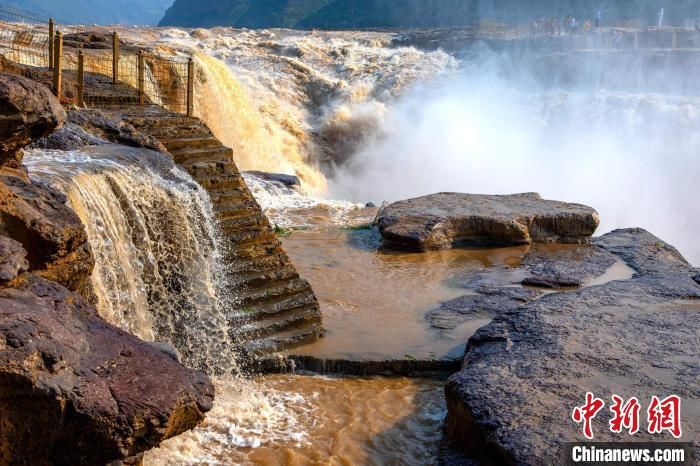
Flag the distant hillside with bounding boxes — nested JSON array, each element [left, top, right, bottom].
[[159, 0, 700, 29], [8, 0, 173, 25]]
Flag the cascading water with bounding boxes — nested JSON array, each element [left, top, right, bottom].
[[114, 27, 700, 264], [120, 27, 458, 193], [25, 145, 237, 374]]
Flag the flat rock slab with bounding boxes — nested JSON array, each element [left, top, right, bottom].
[[377, 192, 599, 251], [444, 229, 700, 464], [521, 244, 619, 288], [0, 274, 214, 465], [428, 287, 541, 331]]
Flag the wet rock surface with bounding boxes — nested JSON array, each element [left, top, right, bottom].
[[377, 192, 599, 251], [0, 274, 214, 465], [444, 228, 700, 464], [243, 170, 302, 188], [428, 287, 540, 331], [64, 109, 167, 153], [0, 74, 65, 169], [0, 173, 93, 293], [520, 245, 618, 288], [30, 122, 107, 151]]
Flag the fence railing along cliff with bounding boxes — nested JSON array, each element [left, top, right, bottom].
[[0, 4, 194, 115]]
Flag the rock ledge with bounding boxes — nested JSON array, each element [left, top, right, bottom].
[[378, 192, 599, 251]]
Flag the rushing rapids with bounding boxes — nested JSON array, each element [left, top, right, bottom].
[[113, 26, 700, 264], [12, 20, 699, 465], [25, 145, 238, 373]]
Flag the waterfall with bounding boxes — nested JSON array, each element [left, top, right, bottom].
[[25, 145, 238, 374]]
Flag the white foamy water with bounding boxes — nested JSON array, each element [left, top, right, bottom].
[[241, 173, 366, 228], [25, 146, 238, 373], [115, 26, 700, 263], [118, 27, 458, 193], [145, 375, 446, 466]]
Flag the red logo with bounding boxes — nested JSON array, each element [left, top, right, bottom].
[[647, 395, 682, 438], [572, 392, 605, 439], [572, 393, 683, 439], [609, 395, 641, 435]]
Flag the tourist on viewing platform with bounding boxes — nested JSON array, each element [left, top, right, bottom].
[[658, 8, 665, 28], [696, 20, 700, 32], [595, 10, 601, 28], [583, 19, 592, 33]]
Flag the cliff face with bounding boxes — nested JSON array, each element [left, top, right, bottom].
[[159, 0, 700, 29]]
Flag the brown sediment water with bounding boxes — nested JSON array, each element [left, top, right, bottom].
[[146, 375, 446, 466], [281, 228, 529, 360]]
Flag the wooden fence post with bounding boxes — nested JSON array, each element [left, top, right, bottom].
[[52, 31, 62, 99], [77, 47, 84, 107], [112, 31, 119, 84], [138, 50, 145, 105], [48, 18, 54, 70], [186, 57, 194, 117]]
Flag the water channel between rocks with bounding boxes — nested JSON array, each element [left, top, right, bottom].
[[149, 220, 634, 465]]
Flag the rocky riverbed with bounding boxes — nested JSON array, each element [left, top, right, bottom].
[[0, 65, 697, 465]]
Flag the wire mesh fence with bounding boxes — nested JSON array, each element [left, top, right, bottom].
[[0, 3, 192, 114], [0, 5, 51, 68]]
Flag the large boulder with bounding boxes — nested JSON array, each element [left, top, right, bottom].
[[0, 273, 214, 465], [444, 229, 699, 464], [377, 192, 599, 251], [0, 173, 93, 293], [0, 74, 65, 170]]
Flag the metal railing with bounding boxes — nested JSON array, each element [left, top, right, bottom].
[[0, 4, 194, 115]]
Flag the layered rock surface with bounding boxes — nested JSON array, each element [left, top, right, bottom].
[[444, 229, 699, 464], [0, 274, 214, 465], [0, 173, 94, 293], [377, 192, 599, 251]]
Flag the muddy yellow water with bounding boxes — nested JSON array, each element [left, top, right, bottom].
[[281, 228, 528, 360], [146, 375, 445, 466]]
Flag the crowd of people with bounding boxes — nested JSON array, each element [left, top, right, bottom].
[[529, 8, 685, 36]]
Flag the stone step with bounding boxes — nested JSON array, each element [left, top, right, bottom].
[[230, 265, 299, 290], [240, 324, 323, 358], [206, 188, 255, 205], [218, 214, 269, 234], [119, 110, 324, 358], [212, 197, 267, 219], [234, 303, 321, 342], [237, 287, 317, 322], [85, 94, 139, 105], [226, 252, 291, 275], [180, 160, 240, 178], [171, 146, 233, 165], [163, 136, 221, 152], [196, 174, 245, 192], [237, 277, 312, 308]]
